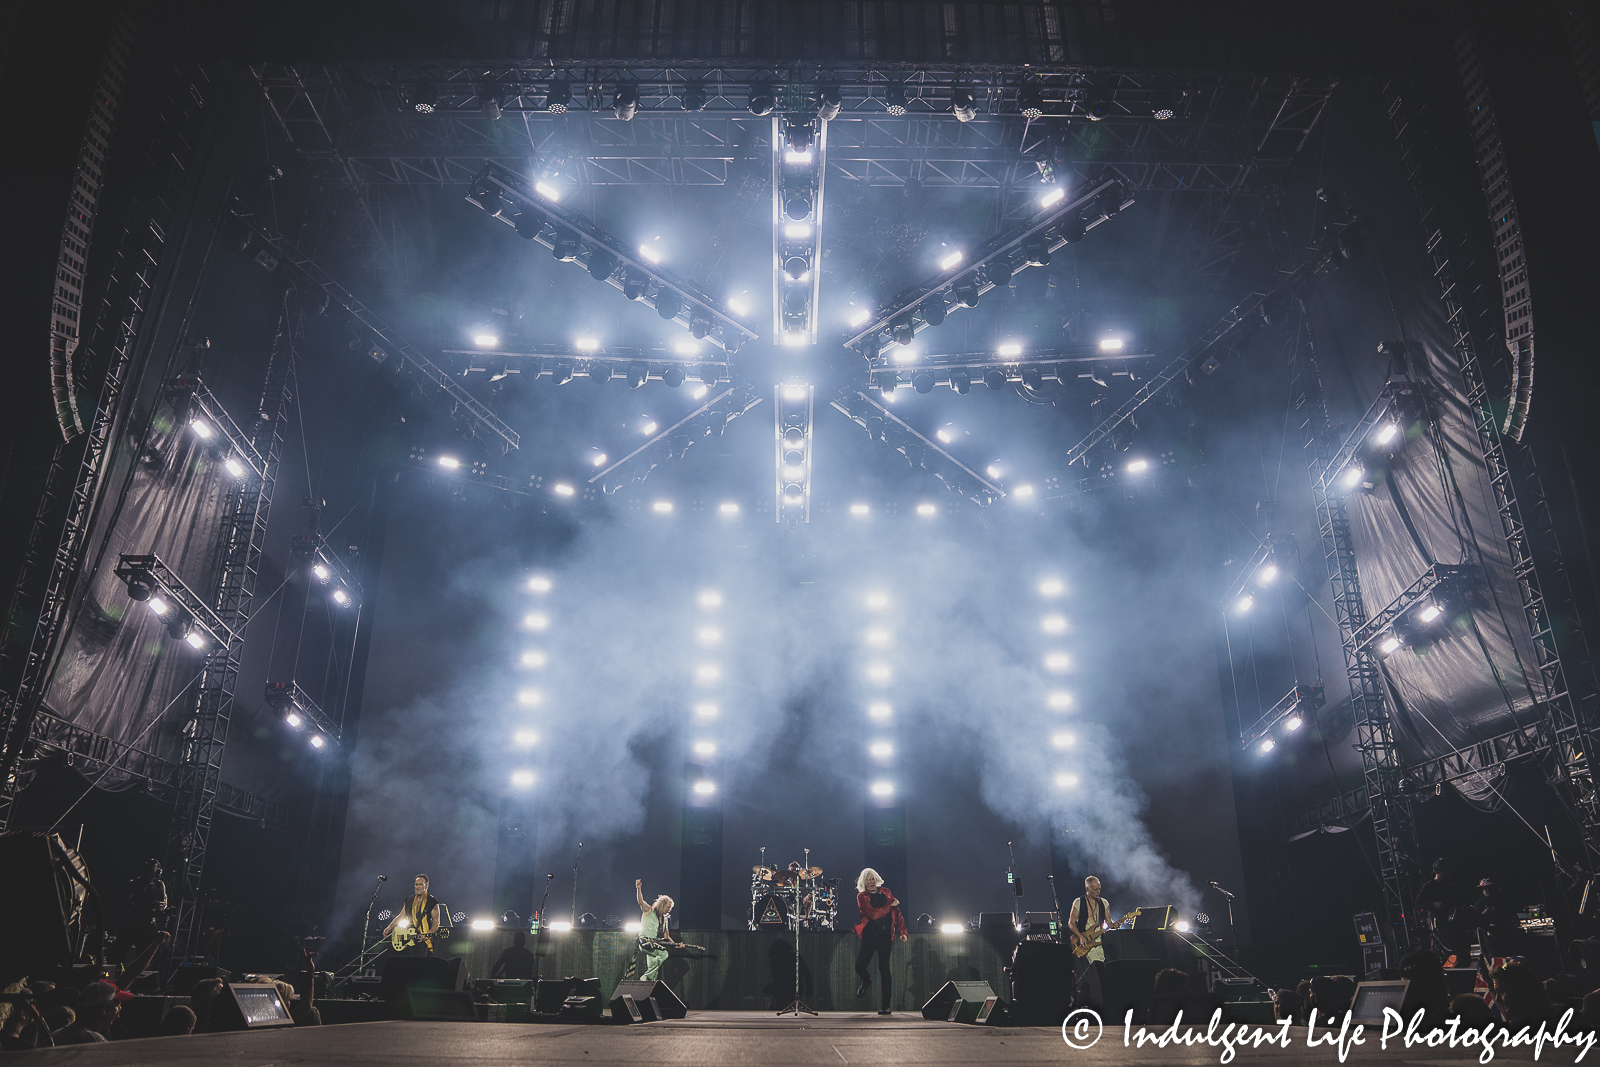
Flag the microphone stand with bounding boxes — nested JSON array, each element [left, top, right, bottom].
[[776, 844, 816, 1017], [532, 873, 555, 991], [360, 875, 386, 976], [571, 843, 583, 926], [1210, 882, 1237, 955], [1007, 840, 1024, 929], [1048, 875, 1064, 944]]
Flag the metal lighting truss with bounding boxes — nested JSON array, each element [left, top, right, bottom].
[[227, 200, 522, 453], [112, 555, 236, 651], [0, 63, 216, 832], [263, 680, 341, 746], [1222, 541, 1279, 612], [447, 346, 729, 384], [179, 379, 270, 481], [465, 165, 758, 354], [1291, 302, 1420, 946], [829, 390, 1004, 505], [775, 384, 814, 524], [1318, 380, 1424, 492], [1386, 80, 1600, 862], [871, 347, 1155, 393], [1349, 564, 1478, 658], [1241, 683, 1325, 751], [590, 383, 765, 492], [772, 112, 826, 345], [1061, 212, 1366, 469], [844, 178, 1130, 357]]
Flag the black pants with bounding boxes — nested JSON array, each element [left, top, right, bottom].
[[855, 937, 893, 1010]]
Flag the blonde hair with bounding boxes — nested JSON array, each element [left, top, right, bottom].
[[856, 868, 883, 893], [652, 894, 675, 916]]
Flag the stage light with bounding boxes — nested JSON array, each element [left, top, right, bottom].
[[1045, 652, 1070, 672], [869, 740, 894, 759], [574, 336, 599, 351], [693, 779, 717, 795], [524, 612, 550, 631], [867, 664, 892, 683], [848, 306, 871, 327], [1040, 186, 1066, 208], [190, 419, 214, 439], [941, 922, 965, 934], [1126, 459, 1149, 473], [638, 244, 662, 263], [1018, 84, 1044, 118], [1052, 731, 1075, 749], [1342, 465, 1365, 488], [698, 627, 722, 645], [1054, 772, 1079, 789], [1174, 920, 1191, 933], [699, 590, 722, 608], [996, 342, 1024, 357], [693, 740, 717, 757], [514, 730, 538, 747], [1258, 564, 1278, 584], [1235, 595, 1253, 614], [1374, 423, 1400, 446], [474, 333, 500, 348], [1285, 715, 1303, 731], [783, 221, 811, 239], [553, 483, 575, 496], [864, 628, 890, 646], [611, 83, 639, 120], [438, 456, 461, 470], [748, 82, 776, 116], [310, 733, 327, 749], [1048, 690, 1073, 710], [719, 502, 739, 514], [891, 348, 917, 365], [870, 781, 894, 798], [1042, 615, 1066, 634], [517, 689, 543, 707], [332, 588, 349, 605], [548, 920, 572, 932], [591, 452, 607, 467], [674, 340, 700, 356], [312, 564, 330, 582], [534, 180, 562, 201], [1419, 603, 1443, 623], [148, 597, 169, 616], [781, 331, 809, 347], [1099, 337, 1125, 352], [1380, 635, 1403, 655], [520, 650, 547, 669], [511, 770, 536, 788], [866, 593, 888, 609], [471, 919, 495, 932], [1039, 578, 1064, 597], [692, 384, 709, 399], [851, 503, 869, 516], [951, 83, 978, 122], [695, 702, 719, 719], [725, 293, 750, 317], [783, 494, 803, 505], [285, 712, 302, 727], [916, 503, 936, 516], [224, 456, 245, 478], [1016, 485, 1036, 498], [1258, 739, 1275, 755], [868, 702, 892, 720], [185, 631, 208, 650], [782, 385, 807, 400], [652, 500, 672, 513], [625, 921, 643, 933], [545, 81, 572, 113], [696, 664, 721, 683], [883, 82, 908, 116], [682, 79, 708, 112], [939, 249, 964, 270], [817, 82, 842, 121]]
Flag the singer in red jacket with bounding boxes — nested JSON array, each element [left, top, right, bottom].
[[852, 868, 908, 1014]]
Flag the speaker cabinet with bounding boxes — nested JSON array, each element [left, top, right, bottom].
[[1009, 941, 1075, 1026], [407, 988, 479, 1021], [380, 955, 460, 1019], [921, 980, 1008, 1025], [610, 979, 688, 1021], [1082, 958, 1161, 1022]]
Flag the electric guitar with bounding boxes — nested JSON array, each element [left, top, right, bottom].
[[637, 936, 716, 959], [391, 924, 450, 952], [1072, 907, 1141, 958]]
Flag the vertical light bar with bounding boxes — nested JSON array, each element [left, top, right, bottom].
[[775, 384, 814, 524], [772, 113, 826, 346]]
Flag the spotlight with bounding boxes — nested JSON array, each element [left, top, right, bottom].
[[1051, 731, 1075, 749], [693, 779, 717, 795], [190, 419, 214, 439], [1151, 91, 1178, 121], [1045, 652, 1070, 672], [1342, 465, 1365, 488], [1099, 337, 1124, 352], [983, 369, 1007, 390], [1054, 772, 1079, 789], [784, 222, 811, 239], [748, 82, 776, 116], [1039, 578, 1064, 597], [1018, 83, 1044, 119], [312, 564, 330, 582], [850, 504, 870, 516], [640, 419, 655, 434], [1173, 920, 1190, 933], [1042, 614, 1066, 633], [639, 244, 664, 264], [1084, 91, 1112, 121], [952, 85, 977, 122], [1126, 458, 1149, 473], [652, 500, 673, 513], [332, 588, 349, 605], [588, 252, 618, 282], [626, 362, 648, 388], [913, 372, 934, 394], [553, 483, 575, 496], [695, 702, 719, 719], [591, 452, 607, 466], [126, 573, 155, 602], [1379, 635, 1403, 655], [692, 384, 709, 399], [438, 455, 461, 470], [698, 627, 722, 645], [916, 503, 936, 516], [524, 612, 550, 631], [511, 770, 536, 788], [1048, 691, 1073, 710], [699, 590, 722, 608], [867, 664, 892, 683], [1374, 423, 1400, 446], [955, 281, 981, 308], [519, 650, 547, 668], [883, 82, 908, 116], [1419, 603, 1443, 623], [869, 740, 894, 759], [696, 664, 721, 683], [997, 342, 1023, 357], [185, 631, 208, 650], [285, 712, 302, 727], [1039, 186, 1065, 208], [224, 456, 245, 478], [148, 596, 169, 615], [866, 593, 888, 609], [1258, 739, 1275, 755], [479, 84, 503, 120], [870, 781, 894, 798], [1235, 595, 1253, 614], [517, 688, 543, 707], [548, 921, 572, 932], [611, 83, 639, 120], [941, 922, 965, 934], [310, 734, 326, 748], [848, 306, 871, 327], [545, 80, 572, 113], [471, 918, 495, 932], [693, 740, 717, 757], [622, 273, 648, 301], [939, 249, 964, 270], [727, 294, 749, 316], [817, 82, 842, 121], [534, 180, 561, 201], [868, 702, 892, 720], [1015, 484, 1035, 498], [1285, 715, 1303, 731], [625, 921, 642, 933], [949, 369, 971, 394], [719, 502, 739, 514], [682, 79, 708, 112]]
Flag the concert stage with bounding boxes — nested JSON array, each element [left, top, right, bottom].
[[438, 927, 1016, 1012]]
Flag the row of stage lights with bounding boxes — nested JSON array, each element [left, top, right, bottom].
[[507, 575, 555, 790], [406, 79, 1182, 124], [1036, 578, 1081, 792]]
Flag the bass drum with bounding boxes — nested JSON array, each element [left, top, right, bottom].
[[753, 892, 791, 928]]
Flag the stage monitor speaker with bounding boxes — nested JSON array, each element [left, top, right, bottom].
[[209, 983, 295, 1030], [1009, 941, 1075, 1026], [380, 955, 455, 1019], [1350, 979, 1412, 1025], [610, 980, 687, 1021], [1082, 959, 1161, 1022], [408, 987, 479, 1021], [921, 980, 1007, 1025]]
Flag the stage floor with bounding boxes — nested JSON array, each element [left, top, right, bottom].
[[12, 1014, 1561, 1065]]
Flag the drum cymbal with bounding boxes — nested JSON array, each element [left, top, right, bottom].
[[752, 865, 772, 875], [803, 867, 823, 878]]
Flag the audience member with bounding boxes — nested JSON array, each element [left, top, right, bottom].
[[42, 1005, 77, 1033], [1, 994, 54, 1051], [1544, 978, 1573, 1009], [492, 930, 537, 980], [1450, 993, 1494, 1029], [190, 977, 225, 1033], [1398, 949, 1451, 1028], [1154, 968, 1191, 995], [1331, 975, 1357, 1016], [52, 982, 130, 1045], [1582, 990, 1600, 1033], [157, 1005, 197, 1036], [1491, 961, 1552, 1029], [1273, 988, 1304, 1025], [1309, 976, 1352, 1022]]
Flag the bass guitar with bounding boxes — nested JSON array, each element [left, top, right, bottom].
[[1072, 907, 1141, 958], [391, 924, 451, 952]]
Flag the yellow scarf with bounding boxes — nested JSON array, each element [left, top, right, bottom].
[[408, 893, 434, 935]]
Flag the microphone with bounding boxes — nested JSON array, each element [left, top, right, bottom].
[[378, 875, 387, 881]]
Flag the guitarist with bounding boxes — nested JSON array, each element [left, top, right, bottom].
[[382, 874, 444, 955], [1068, 876, 1112, 970], [635, 879, 679, 981]]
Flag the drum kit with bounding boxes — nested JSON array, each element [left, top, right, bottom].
[[749, 848, 841, 931]]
